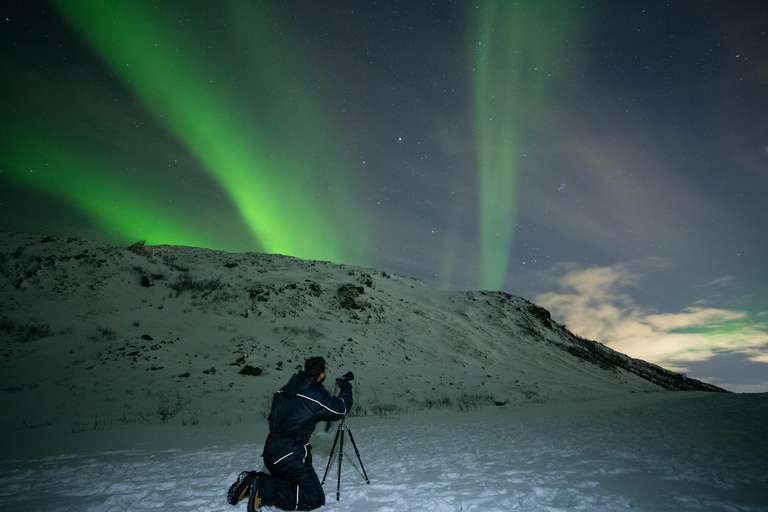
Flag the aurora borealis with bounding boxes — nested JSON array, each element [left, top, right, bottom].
[[2, 1, 767, 391], [5, 0, 369, 263], [473, 2, 580, 291]]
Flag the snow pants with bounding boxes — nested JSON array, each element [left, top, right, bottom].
[[258, 451, 325, 511]]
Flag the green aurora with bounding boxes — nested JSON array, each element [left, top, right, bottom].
[[4, 1, 369, 264], [473, 1, 580, 290], [1, 129, 214, 249], [2, 0, 583, 289]]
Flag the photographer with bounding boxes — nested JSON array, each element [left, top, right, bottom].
[[228, 356, 353, 511]]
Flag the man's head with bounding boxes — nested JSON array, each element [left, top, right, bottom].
[[304, 356, 327, 382]]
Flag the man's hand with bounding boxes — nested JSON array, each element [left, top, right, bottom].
[[336, 371, 354, 387]]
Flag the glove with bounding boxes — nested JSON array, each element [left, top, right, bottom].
[[336, 371, 354, 387]]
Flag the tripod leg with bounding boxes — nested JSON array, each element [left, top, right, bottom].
[[345, 427, 371, 484], [322, 426, 342, 484], [336, 427, 345, 501]]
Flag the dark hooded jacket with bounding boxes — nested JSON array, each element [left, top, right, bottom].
[[262, 371, 352, 467]]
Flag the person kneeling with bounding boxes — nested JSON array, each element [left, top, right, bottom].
[[227, 356, 353, 511]]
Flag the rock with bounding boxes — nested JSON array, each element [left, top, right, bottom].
[[238, 365, 262, 376], [358, 273, 374, 288], [203, 367, 217, 374], [338, 283, 366, 310], [141, 334, 154, 341], [141, 275, 154, 287], [307, 282, 323, 297], [179, 372, 191, 378]]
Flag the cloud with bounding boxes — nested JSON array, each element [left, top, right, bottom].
[[535, 261, 768, 373], [702, 275, 735, 288]]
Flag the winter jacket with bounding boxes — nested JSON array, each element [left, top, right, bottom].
[[262, 371, 352, 466]]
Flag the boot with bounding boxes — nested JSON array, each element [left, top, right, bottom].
[[227, 471, 255, 505], [247, 480, 263, 512]]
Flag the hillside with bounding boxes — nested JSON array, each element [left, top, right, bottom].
[[0, 232, 724, 436]]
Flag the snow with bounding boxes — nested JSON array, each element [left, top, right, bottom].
[[1, 392, 766, 511], [1, 232, 767, 511]]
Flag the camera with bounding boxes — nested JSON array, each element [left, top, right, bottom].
[[336, 371, 354, 387]]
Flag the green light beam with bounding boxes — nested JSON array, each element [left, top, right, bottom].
[[473, 1, 580, 290], [2, 127, 214, 248], [51, 0, 368, 264]]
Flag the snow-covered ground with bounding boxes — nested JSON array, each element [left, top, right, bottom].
[[1, 392, 766, 511], [2, 233, 766, 511]]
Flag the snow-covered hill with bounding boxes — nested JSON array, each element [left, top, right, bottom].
[[3, 232, 766, 511], [1, 231, 723, 436]]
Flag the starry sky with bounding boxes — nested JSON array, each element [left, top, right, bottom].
[[2, 1, 767, 392]]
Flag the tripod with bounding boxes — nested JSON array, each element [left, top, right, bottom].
[[322, 417, 370, 501]]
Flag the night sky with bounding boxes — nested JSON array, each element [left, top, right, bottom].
[[2, 1, 767, 392]]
